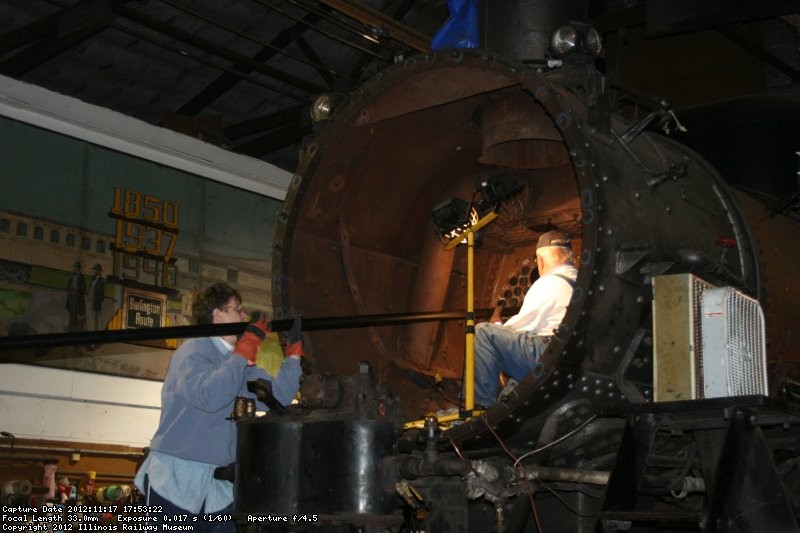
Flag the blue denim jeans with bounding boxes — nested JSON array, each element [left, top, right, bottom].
[[472, 322, 549, 407], [142, 475, 236, 533]]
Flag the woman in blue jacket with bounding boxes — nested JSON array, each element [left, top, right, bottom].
[[134, 283, 303, 532]]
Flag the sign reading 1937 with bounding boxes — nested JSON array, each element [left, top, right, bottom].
[[109, 186, 180, 291]]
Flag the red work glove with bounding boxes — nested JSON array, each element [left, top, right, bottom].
[[284, 340, 305, 357], [233, 311, 269, 365], [283, 316, 304, 358]]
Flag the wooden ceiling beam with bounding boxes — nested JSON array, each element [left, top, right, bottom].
[[317, 0, 430, 52], [0, 0, 117, 77], [233, 120, 312, 157], [113, 3, 327, 95], [176, 12, 323, 116], [223, 105, 309, 141]]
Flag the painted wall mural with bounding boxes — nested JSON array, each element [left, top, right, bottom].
[[0, 116, 286, 380]]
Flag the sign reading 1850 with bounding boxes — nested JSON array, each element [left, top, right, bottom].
[[109, 187, 180, 290]]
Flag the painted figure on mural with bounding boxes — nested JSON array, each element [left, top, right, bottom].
[[65, 261, 86, 332], [88, 263, 106, 331], [180, 286, 197, 325]]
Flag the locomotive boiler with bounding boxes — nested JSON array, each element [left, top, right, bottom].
[[235, 16, 800, 533]]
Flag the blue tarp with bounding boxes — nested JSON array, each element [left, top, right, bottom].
[[430, 0, 479, 49]]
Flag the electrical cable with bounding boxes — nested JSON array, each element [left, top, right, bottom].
[[448, 437, 475, 474], [481, 412, 599, 523], [415, 366, 463, 410], [538, 480, 605, 499], [513, 414, 598, 467], [530, 477, 599, 518]]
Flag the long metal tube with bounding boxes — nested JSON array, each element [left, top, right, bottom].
[[317, 0, 431, 52], [526, 465, 610, 485], [0, 308, 518, 351], [281, 0, 400, 54], [56, 471, 138, 482], [524, 466, 707, 494], [0, 455, 59, 464], [0, 444, 143, 458]]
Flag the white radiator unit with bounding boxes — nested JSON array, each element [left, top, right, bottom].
[[701, 287, 768, 398], [653, 274, 768, 401]]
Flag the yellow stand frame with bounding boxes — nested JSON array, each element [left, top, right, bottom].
[[404, 211, 498, 430]]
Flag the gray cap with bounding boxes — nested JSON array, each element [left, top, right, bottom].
[[536, 231, 571, 251]]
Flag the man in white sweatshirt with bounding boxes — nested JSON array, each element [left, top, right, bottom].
[[472, 231, 578, 408]]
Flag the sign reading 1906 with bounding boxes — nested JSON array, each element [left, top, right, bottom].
[[109, 187, 180, 290]]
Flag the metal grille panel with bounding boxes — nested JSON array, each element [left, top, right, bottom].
[[690, 276, 711, 398], [701, 287, 768, 398]]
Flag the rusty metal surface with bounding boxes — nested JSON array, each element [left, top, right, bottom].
[[735, 192, 800, 395], [273, 51, 774, 446], [479, 90, 570, 169]]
